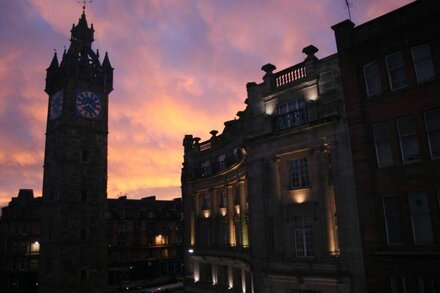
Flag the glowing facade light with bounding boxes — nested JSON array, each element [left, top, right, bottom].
[[188, 248, 194, 254]]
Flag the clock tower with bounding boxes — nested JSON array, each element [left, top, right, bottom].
[[39, 9, 113, 292]]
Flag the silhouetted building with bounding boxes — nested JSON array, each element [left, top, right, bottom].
[[182, 46, 365, 292], [0, 191, 183, 293], [332, 0, 440, 292], [39, 9, 113, 292]]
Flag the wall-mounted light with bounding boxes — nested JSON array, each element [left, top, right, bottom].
[[188, 248, 194, 254]]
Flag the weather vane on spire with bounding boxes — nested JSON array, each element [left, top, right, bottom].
[[344, 0, 353, 21], [78, 0, 93, 13]]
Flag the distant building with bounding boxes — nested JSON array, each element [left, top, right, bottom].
[[182, 45, 365, 292], [332, 0, 440, 292], [0, 190, 183, 293]]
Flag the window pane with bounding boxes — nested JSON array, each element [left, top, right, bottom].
[[290, 158, 310, 188], [397, 116, 420, 162], [408, 192, 433, 244], [373, 122, 393, 167], [383, 196, 403, 243], [364, 62, 382, 96], [425, 109, 440, 158], [386, 52, 408, 90], [294, 216, 314, 257], [391, 277, 407, 293], [412, 44, 436, 83]]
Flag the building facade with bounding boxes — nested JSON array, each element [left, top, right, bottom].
[[182, 46, 365, 292], [332, 0, 440, 292], [0, 191, 183, 293]]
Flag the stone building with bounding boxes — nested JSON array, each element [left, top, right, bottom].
[[0, 191, 183, 293], [332, 0, 440, 292], [182, 46, 365, 292]]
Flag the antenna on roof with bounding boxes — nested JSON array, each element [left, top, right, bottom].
[[344, 0, 353, 21], [78, 0, 93, 13]]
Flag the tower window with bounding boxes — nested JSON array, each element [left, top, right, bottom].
[[81, 150, 88, 162], [81, 190, 87, 202], [80, 269, 87, 281], [80, 229, 87, 241]]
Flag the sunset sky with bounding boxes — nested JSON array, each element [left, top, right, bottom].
[[0, 0, 412, 206]]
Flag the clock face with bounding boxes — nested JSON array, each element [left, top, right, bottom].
[[75, 90, 101, 119], [49, 90, 63, 120]]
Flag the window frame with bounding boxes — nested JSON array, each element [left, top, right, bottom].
[[290, 158, 310, 189], [293, 216, 314, 257], [382, 195, 403, 245], [408, 191, 434, 244], [372, 121, 394, 168], [363, 61, 382, 97], [411, 44, 436, 84], [396, 115, 421, 163], [424, 108, 440, 159], [386, 51, 408, 90]]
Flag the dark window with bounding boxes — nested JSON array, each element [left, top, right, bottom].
[[383, 196, 403, 244], [424, 108, 440, 158], [408, 192, 433, 244], [373, 122, 394, 167], [364, 62, 382, 96], [412, 44, 436, 83], [81, 150, 88, 162], [81, 190, 87, 202], [386, 52, 408, 90], [294, 216, 314, 257], [397, 115, 420, 162], [80, 229, 87, 241], [418, 278, 440, 293], [290, 158, 310, 188], [390, 277, 407, 293], [80, 269, 87, 281], [201, 160, 211, 177], [277, 99, 307, 129]]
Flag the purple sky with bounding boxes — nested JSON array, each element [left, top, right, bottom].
[[0, 0, 413, 205]]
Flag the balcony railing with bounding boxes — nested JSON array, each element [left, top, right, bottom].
[[275, 62, 307, 88], [273, 108, 308, 130]]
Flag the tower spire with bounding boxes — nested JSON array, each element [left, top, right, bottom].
[[78, 0, 93, 14]]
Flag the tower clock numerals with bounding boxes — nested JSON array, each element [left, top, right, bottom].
[[49, 90, 64, 120], [75, 90, 102, 119]]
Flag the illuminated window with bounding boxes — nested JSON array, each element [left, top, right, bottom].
[[372, 121, 394, 167], [412, 44, 435, 84], [154, 234, 168, 245], [383, 196, 403, 244], [386, 52, 408, 90], [364, 62, 382, 96], [30, 241, 40, 254], [397, 115, 420, 162], [408, 192, 433, 244], [424, 108, 440, 158], [294, 216, 314, 257], [290, 158, 310, 189]]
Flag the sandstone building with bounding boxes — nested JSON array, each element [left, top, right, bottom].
[[182, 46, 365, 293]]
